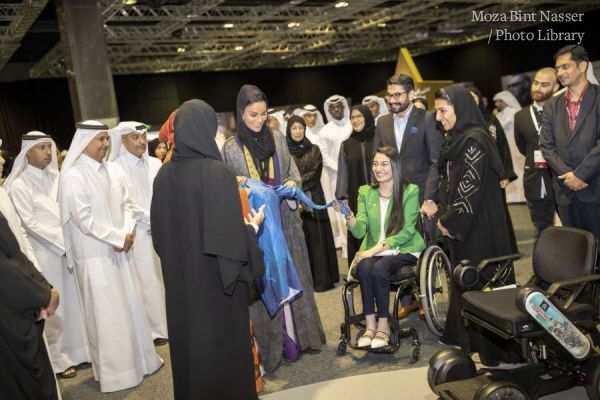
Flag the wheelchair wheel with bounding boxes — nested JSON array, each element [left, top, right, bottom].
[[419, 245, 452, 336], [427, 348, 475, 392], [585, 356, 600, 400], [474, 381, 528, 400], [337, 340, 347, 356]]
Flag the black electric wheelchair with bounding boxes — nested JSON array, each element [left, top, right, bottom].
[[336, 244, 453, 362], [428, 226, 600, 400]]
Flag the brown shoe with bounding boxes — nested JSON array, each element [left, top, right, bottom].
[[418, 302, 425, 320], [397, 301, 419, 319]]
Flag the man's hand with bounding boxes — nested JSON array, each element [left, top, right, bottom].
[[122, 233, 134, 253], [38, 288, 60, 320], [437, 220, 451, 238], [500, 179, 510, 189], [245, 204, 266, 226], [420, 201, 438, 220], [559, 171, 588, 191]]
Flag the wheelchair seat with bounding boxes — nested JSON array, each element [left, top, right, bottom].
[[461, 226, 599, 340], [463, 288, 595, 337]]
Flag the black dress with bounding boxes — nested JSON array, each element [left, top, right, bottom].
[[151, 100, 264, 400], [0, 212, 58, 400], [292, 143, 339, 292]]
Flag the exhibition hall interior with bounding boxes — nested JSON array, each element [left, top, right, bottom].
[[0, 1, 599, 399]]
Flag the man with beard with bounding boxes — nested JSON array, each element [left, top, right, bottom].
[[372, 74, 443, 318], [514, 68, 560, 238], [319, 95, 352, 256], [541, 45, 600, 239], [362, 95, 389, 125]]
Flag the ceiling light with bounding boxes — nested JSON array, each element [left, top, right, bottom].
[[177, 47, 186, 53], [223, 23, 234, 29], [335, 1, 349, 8], [123, 0, 137, 5], [288, 22, 300, 28], [377, 22, 386, 27], [235, 45, 244, 51]]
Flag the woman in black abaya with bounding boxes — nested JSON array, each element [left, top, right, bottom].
[[286, 115, 339, 292], [336, 104, 376, 261], [151, 99, 264, 400], [435, 85, 516, 364]]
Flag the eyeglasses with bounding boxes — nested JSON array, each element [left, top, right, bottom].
[[384, 91, 408, 101]]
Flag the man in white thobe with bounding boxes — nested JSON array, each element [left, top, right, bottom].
[[362, 95, 389, 125], [297, 104, 325, 145], [494, 90, 525, 203], [319, 95, 352, 256], [4, 132, 89, 378], [108, 121, 168, 344], [58, 121, 163, 393]]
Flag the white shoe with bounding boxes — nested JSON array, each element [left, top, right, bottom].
[[370, 332, 389, 349], [357, 330, 374, 347]]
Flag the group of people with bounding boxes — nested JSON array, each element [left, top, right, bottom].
[[2, 43, 599, 400]]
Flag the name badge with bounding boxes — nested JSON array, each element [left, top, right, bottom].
[[534, 150, 548, 169]]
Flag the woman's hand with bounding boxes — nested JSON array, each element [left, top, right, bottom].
[[283, 180, 296, 188], [245, 205, 266, 226], [437, 220, 451, 238], [500, 179, 509, 189], [236, 176, 248, 185]]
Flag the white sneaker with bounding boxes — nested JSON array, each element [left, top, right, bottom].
[[357, 336, 372, 347], [370, 332, 389, 349]]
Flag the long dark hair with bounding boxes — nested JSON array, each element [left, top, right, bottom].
[[370, 146, 406, 237]]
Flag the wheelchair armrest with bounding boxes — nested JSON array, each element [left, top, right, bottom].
[[547, 274, 600, 297], [475, 253, 521, 271]]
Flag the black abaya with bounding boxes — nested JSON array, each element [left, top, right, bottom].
[[0, 212, 57, 400], [151, 99, 264, 400]]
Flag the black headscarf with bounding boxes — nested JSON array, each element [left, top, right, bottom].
[[464, 84, 493, 122], [148, 138, 167, 159], [162, 99, 256, 293], [285, 115, 311, 157], [236, 84, 275, 164], [349, 104, 376, 143], [438, 84, 504, 176]]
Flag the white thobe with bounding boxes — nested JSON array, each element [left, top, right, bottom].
[[9, 165, 89, 372], [0, 187, 40, 269], [305, 125, 321, 146], [318, 120, 352, 253], [59, 154, 163, 393], [114, 151, 168, 340], [497, 107, 526, 203]]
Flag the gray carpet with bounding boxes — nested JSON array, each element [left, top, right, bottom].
[[57, 204, 537, 399]]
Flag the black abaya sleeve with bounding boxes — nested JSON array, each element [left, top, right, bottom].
[[439, 139, 487, 241], [301, 146, 324, 193], [335, 144, 348, 200], [492, 117, 517, 182]]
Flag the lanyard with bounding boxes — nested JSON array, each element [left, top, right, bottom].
[[529, 105, 541, 134]]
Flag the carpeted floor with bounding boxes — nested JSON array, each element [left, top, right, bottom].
[[57, 204, 539, 399]]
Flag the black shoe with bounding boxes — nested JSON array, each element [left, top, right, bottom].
[[154, 338, 169, 346]]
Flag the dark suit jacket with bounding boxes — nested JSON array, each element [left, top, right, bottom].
[[514, 105, 554, 201], [540, 84, 600, 206], [373, 107, 443, 203]]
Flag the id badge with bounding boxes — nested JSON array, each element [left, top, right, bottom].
[[534, 150, 548, 169]]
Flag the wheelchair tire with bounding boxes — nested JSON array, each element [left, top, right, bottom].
[[427, 348, 474, 392], [419, 245, 452, 337], [336, 340, 347, 356], [474, 381, 528, 400], [585, 356, 600, 400]]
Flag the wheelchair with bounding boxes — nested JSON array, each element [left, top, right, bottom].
[[428, 226, 600, 400], [336, 244, 453, 362]]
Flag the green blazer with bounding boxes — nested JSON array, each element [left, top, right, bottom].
[[348, 183, 426, 253]]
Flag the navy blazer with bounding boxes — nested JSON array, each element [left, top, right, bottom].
[[540, 84, 600, 205], [372, 107, 443, 203]]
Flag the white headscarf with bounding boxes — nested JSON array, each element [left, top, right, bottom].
[[323, 95, 350, 126], [587, 63, 599, 85], [60, 120, 110, 180], [108, 121, 148, 161], [362, 95, 389, 118], [297, 104, 325, 130], [268, 110, 286, 134], [493, 90, 522, 111], [3, 131, 58, 192]]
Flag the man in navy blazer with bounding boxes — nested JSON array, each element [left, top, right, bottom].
[[540, 45, 600, 239], [373, 74, 443, 215]]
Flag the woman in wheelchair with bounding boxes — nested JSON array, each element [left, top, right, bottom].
[[334, 146, 425, 349]]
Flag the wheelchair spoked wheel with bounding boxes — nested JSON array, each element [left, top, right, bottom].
[[419, 245, 452, 337]]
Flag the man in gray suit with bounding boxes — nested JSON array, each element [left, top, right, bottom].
[[373, 74, 443, 229], [540, 45, 600, 239]]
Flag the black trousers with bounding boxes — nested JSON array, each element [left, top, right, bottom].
[[355, 253, 418, 318], [526, 198, 556, 238], [557, 198, 600, 241]]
